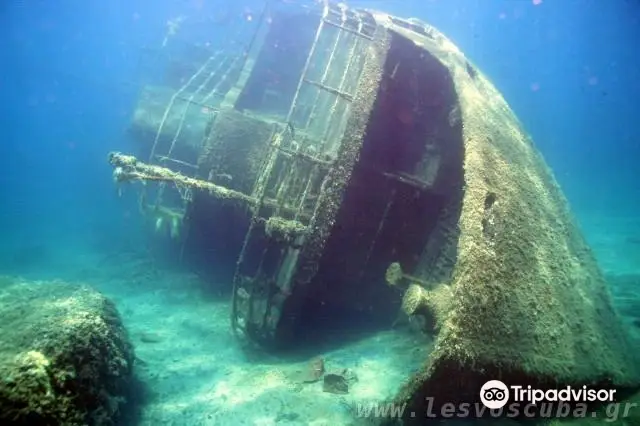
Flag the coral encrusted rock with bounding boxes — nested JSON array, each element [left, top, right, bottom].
[[0, 277, 134, 425]]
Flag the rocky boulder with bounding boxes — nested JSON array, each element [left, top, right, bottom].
[[0, 277, 134, 425]]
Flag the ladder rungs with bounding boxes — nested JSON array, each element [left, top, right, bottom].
[[174, 94, 222, 110], [323, 18, 374, 41], [303, 79, 354, 102], [277, 146, 333, 167]]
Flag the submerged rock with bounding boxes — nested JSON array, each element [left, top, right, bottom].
[[323, 373, 349, 395], [0, 277, 134, 425]]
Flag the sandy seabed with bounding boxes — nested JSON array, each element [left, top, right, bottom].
[[6, 243, 429, 425], [1, 213, 639, 425]]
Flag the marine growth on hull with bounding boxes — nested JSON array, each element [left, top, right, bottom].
[[108, 0, 640, 423]]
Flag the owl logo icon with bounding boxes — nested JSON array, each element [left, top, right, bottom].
[[480, 380, 509, 409]]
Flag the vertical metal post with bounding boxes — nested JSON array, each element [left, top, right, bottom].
[[318, 13, 364, 154], [165, 51, 227, 160], [303, 6, 346, 131], [294, 165, 316, 221], [285, 0, 330, 124], [251, 1, 329, 216], [197, 54, 232, 105], [358, 188, 395, 282], [148, 55, 215, 163]]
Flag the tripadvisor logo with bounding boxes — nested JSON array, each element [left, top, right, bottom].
[[480, 380, 510, 409], [479, 380, 617, 409], [413, 381, 632, 421]]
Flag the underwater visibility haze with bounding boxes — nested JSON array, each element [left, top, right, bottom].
[[1, 0, 640, 425]]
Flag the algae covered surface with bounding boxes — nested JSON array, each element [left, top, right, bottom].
[[384, 19, 640, 416], [0, 277, 134, 425]]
